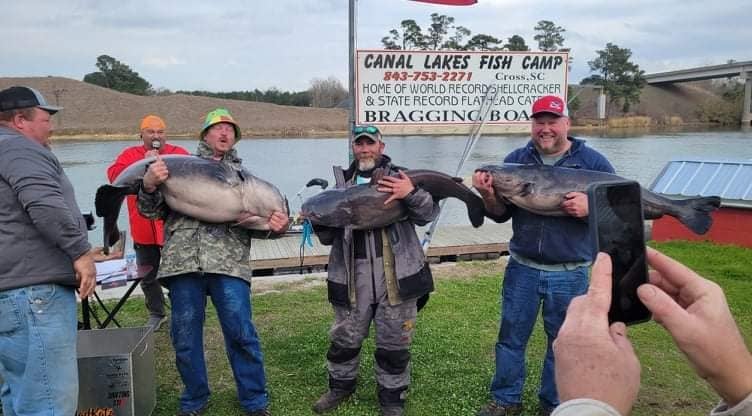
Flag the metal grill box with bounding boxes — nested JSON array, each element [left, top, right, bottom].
[[76, 327, 155, 416]]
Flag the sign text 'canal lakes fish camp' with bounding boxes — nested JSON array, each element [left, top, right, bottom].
[[356, 50, 568, 126]]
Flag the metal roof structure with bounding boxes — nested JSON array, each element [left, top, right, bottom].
[[649, 160, 752, 208]]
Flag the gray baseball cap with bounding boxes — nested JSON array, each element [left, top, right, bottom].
[[0, 86, 63, 114]]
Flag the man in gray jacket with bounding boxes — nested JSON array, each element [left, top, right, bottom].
[[0, 86, 97, 415], [311, 125, 439, 416]]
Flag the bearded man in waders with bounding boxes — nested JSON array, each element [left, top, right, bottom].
[[311, 125, 439, 416]]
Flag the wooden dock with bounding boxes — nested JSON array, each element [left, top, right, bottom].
[[251, 223, 512, 274]]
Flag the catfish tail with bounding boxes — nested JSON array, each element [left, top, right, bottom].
[[466, 193, 486, 228], [95, 183, 139, 250], [450, 174, 484, 227], [674, 196, 721, 235]]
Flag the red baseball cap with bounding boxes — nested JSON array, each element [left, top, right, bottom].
[[531, 95, 568, 118]]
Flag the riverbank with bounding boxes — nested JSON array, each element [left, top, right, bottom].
[[50, 121, 728, 142], [1, 76, 348, 138], [3, 76, 733, 139], [50, 130, 352, 141]]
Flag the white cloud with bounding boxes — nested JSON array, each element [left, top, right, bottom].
[[1, 0, 749, 90], [142, 56, 186, 68]]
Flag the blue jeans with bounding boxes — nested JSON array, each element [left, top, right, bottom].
[[490, 258, 589, 408], [0, 284, 78, 416], [167, 273, 268, 413]]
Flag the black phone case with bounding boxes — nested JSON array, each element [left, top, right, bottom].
[[587, 180, 651, 325]]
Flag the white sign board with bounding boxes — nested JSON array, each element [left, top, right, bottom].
[[356, 50, 568, 126]]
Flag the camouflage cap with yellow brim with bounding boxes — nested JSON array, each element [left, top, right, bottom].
[[200, 108, 241, 140]]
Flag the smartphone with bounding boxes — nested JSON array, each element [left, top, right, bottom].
[[588, 180, 651, 325]]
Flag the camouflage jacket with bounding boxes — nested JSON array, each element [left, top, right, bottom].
[[137, 141, 274, 283]]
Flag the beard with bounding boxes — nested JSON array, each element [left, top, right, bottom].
[[357, 157, 376, 171]]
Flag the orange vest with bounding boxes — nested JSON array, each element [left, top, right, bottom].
[[106, 143, 190, 245]]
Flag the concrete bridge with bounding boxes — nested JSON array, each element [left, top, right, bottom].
[[644, 60, 752, 126]]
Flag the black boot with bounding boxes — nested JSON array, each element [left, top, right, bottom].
[[312, 389, 354, 414], [380, 405, 404, 416]]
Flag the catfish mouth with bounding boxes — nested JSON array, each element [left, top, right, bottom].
[[476, 168, 514, 190], [302, 212, 315, 220], [299, 209, 321, 223]]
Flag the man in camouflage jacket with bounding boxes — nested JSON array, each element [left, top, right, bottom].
[[138, 108, 288, 416]]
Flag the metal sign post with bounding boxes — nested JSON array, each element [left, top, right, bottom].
[[421, 86, 499, 252], [348, 0, 357, 163]]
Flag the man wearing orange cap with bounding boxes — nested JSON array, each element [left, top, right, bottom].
[[107, 115, 189, 330]]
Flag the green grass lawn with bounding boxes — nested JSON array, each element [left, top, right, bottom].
[[90, 241, 752, 416]]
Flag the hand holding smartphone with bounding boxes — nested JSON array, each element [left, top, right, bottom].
[[587, 180, 651, 325]]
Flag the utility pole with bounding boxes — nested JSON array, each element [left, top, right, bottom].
[[53, 87, 67, 129], [348, 0, 357, 162]]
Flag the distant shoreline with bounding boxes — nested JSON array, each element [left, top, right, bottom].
[[50, 121, 724, 142], [6, 76, 739, 143], [50, 130, 351, 141]]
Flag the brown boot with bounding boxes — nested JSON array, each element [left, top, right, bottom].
[[312, 389, 354, 413], [476, 401, 523, 416]]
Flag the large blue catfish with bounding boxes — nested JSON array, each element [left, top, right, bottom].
[[476, 164, 721, 235], [95, 155, 288, 248], [301, 168, 485, 229]]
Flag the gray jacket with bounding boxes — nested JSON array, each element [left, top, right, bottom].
[[316, 156, 439, 307], [0, 127, 91, 291]]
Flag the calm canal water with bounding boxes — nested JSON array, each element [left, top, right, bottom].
[[52, 128, 752, 243]]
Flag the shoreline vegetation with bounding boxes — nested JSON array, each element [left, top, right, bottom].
[[50, 130, 352, 141], [49, 117, 726, 142], [1, 76, 741, 141]]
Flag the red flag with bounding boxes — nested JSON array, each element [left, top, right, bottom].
[[410, 0, 477, 5]]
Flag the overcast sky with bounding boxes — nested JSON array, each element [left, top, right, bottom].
[[2, 0, 748, 92]]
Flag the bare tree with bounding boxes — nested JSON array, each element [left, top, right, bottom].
[[309, 77, 347, 108]]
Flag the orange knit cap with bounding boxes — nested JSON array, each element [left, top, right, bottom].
[[140, 115, 166, 130]]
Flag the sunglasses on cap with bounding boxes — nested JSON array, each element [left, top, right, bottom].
[[352, 125, 380, 135]]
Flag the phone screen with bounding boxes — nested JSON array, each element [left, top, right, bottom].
[[588, 181, 651, 325]]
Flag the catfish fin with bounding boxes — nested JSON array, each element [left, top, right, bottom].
[[466, 193, 486, 228], [95, 183, 139, 251], [675, 196, 722, 234]]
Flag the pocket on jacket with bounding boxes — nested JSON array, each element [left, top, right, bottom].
[[0, 296, 22, 333], [163, 226, 198, 251], [165, 222, 198, 237], [384, 299, 417, 321], [228, 226, 252, 248]]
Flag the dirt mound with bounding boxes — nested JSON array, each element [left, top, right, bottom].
[[572, 81, 726, 124], [0, 77, 348, 138], [1, 76, 727, 138]]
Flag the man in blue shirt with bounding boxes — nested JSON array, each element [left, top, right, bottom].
[[473, 95, 615, 416]]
